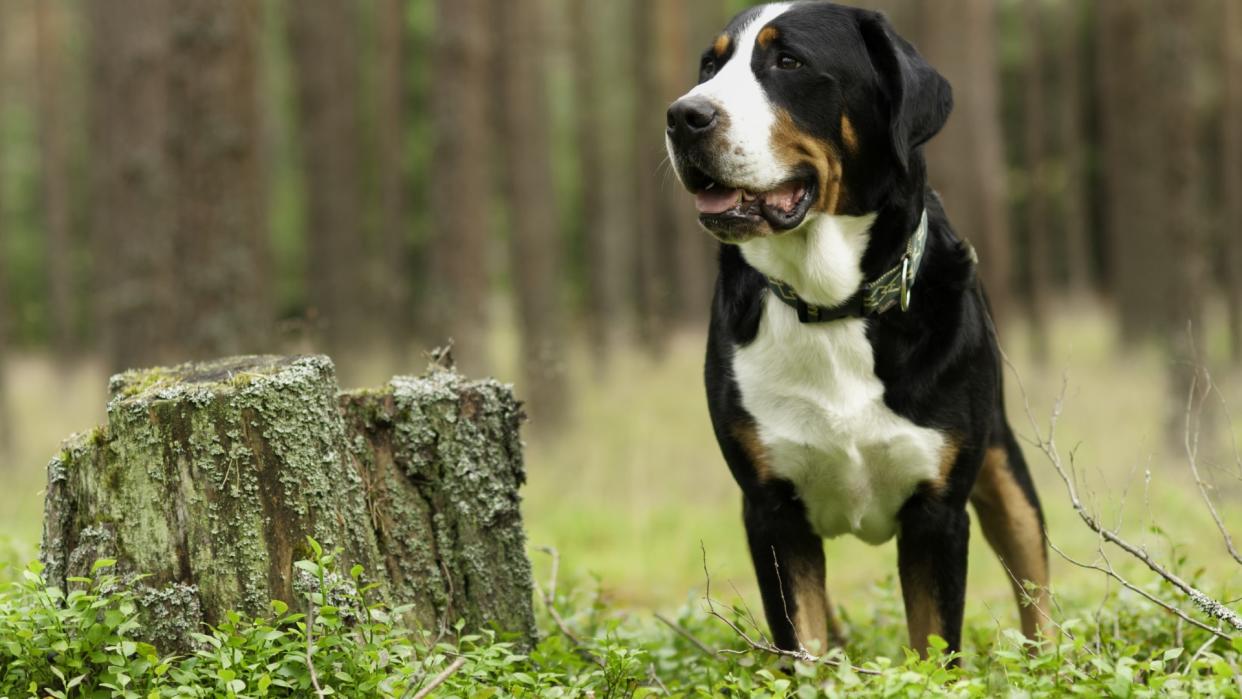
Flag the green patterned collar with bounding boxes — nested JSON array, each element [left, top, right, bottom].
[[765, 210, 929, 323]]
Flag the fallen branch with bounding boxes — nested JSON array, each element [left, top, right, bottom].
[[410, 657, 467, 699], [1003, 353, 1242, 636], [654, 612, 719, 658]]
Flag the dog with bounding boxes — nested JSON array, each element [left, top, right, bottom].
[[665, 1, 1050, 658]]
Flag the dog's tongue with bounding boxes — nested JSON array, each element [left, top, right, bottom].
[[760, 181, 806, 213], [695, 187, 741, 214]]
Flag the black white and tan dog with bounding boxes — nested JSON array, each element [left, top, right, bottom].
[[665, 1, 1050, 657]]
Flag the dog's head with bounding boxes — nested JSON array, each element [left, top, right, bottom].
[[666, 2, 951, 244]]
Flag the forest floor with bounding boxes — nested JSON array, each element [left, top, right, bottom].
[[2, 300, 1242, 665]]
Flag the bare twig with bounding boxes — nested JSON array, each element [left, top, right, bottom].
[[1002, 354, 1242, 635], [654, 612, 718, 658], [1183, 369, 1242, 566], [306, 604, 328, 699], [535, 546, 583, 647], [699, 543, 881, 676], [410, 656, 467, 699]]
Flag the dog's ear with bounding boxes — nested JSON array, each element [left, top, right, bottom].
[[858, 11, 952, 173]]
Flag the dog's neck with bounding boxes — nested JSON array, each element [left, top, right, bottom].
[[738, 213, 878, 309]]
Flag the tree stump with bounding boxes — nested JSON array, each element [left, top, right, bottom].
[[41, 355, 536, 649]]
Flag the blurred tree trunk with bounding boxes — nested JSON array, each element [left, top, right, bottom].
[[377, 0, 410, 346], [428, 0, 491, 374], [87, 0, 177, 373], [1051, 0, 1092, 293], [35, 1, 75, 363], [1021, 0, 1050, 362], [662, 0, 714, 325], [1224, 0, 1242, 365], [918, 0, 1013, 327], [0, 2, 8, 456], [632, 0, 672, 353], [1157, 0, 1206, 371], [1097, 1, 1165, 343], [570, 0, 624, 364], [493, 0, 568, 427], [167, 0, 268, 359], [287, 1, 365, 355]]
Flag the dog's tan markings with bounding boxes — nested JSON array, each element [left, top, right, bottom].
[[972, 447, 1052, 640], [731, 421, 773, 482], [771, 109, 846, 215], [785, 557, 843, 653], [840, 115, 859, 155], [757, 26, 779, 49], [901, 561, 943, 656], [713, 33, 731, 57], [928, 435, 960, 496]]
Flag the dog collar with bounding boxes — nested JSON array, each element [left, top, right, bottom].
[[765, 209, 929, 323]]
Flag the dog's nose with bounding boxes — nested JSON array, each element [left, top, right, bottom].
[[666, 97, 718, 141]]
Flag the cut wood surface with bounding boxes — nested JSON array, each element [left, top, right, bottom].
[[41, 355, 535, 650]]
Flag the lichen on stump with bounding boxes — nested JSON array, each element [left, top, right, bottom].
[[41, 354, 536, 650]]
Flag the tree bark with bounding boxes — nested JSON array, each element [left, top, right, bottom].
[[918, 0, 1013, 328], [42, 355, 536, 651], [1224, 0, 1242, 365], [570, 0, 625, 363], [35, 0, 76, 363], [0, 1, 8, 457], [1021, 0, 1051, 362], [493, 0, 569, 427], [1096, 0, 1165, 343], [1051, 0, 1092, 294], [632, 0, 672, 353], [287, 1, 366, 355], [377, 0, 411, 345], [87, 0, 177, 373], [167, 0, 269, 359], [427, 0, 491, 375]]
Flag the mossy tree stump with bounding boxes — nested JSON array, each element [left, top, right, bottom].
[[41, 355, 536, 649]]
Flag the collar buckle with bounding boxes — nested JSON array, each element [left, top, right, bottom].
[[899, 254, 914, 312]]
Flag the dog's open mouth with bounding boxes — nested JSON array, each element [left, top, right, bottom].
[[683, 165, 816, 234]]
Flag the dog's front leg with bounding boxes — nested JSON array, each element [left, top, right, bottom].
[[896, 493, 970, 659], [742, 491, 842, 654]]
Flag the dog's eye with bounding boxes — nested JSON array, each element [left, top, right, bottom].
[[701, 59, 718, 78], [776, 53, 802, 71]]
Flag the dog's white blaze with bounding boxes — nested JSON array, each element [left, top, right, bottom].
[[676, 3, 792, 190], [732, 213, 945, 545]]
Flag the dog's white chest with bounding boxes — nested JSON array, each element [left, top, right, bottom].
[[732, 295, 945, 544]]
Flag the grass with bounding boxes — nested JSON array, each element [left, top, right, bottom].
[[3, 301, 1242, 695]]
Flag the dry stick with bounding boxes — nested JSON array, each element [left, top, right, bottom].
[[411, 657, 467, 699], [698, 543, 881, 676], [1003, 356, 1242, 636], [1184, 369, 1242, 566], [654, 612, 719, 658], [305, 604, 328, 699], [534, 546, 605, 668]]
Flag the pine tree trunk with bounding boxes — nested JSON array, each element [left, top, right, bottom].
[[167, 0, 269, 359], [377, 0, 410, 346], [1224, 0, 1242, 365], [918, 0, 1013, 327], [427, 0, 491, 375], [1052, 0, 1092, 294], [1097, 0, 1165, 343], [287, 1, 366, 355], [493, 0, 568, 427], [570, 0, 623, 364], [0, 2, 8, 458], [35, 1, 76, 363], [42, 355, 536, 651], [1021, 0, 1051, 362], [87, 0, 177, 373], [632, 0, 672, 353]]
